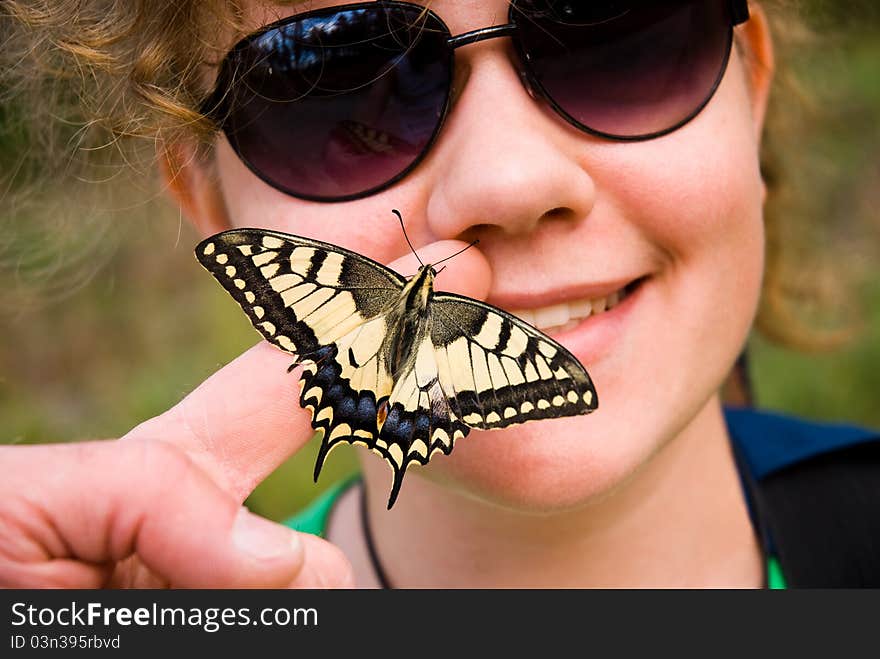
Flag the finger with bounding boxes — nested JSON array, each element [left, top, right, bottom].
[[0, 442, 354, 588], [289, 534, 355, 588], [0, 558, 113, 590], [125, 341, 313, 501], [125, 240, 492, 502], [388, 239, 492, 300]]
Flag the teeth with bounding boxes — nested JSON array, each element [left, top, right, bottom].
[[533, 302, 569, 330], [510, 284, 634, 332], [570, 299, 593, 319]]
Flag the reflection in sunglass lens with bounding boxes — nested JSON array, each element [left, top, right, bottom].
[[513, 0, 732, 137], [220, 6, 451, 200]]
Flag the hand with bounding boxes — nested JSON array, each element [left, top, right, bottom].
[[0, 240, 491, 588]]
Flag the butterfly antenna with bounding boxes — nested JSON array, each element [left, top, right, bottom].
[[392, 209, 424, 267], [432, 239, 480, 268]]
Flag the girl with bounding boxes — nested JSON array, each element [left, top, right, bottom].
[[1, 0, 876, 588]]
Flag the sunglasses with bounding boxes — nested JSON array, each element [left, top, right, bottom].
[[203, 0, 750, 202]]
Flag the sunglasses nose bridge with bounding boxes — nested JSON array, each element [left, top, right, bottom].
[[446, 23, 518, 50], [447, 23, 539, 101]]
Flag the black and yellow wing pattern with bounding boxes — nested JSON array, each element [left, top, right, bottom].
[[196, 228, 598, 508]]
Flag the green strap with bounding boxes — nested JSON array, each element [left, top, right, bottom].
[[283, 475, 359, 537], [766, 556, 787, 589]]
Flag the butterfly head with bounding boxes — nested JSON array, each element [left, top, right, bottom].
[[406, 264, 437, 305]]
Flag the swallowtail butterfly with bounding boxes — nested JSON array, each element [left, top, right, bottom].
[[196, 226, 598, 508]]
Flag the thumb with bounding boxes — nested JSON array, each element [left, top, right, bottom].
[[0, 442, 352, 588]]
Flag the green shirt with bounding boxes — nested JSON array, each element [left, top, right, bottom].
[[284, 477, 788, 589]]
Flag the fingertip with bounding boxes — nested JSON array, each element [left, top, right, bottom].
[[434, 241, 492, 302], [390, 240, 492, 301]]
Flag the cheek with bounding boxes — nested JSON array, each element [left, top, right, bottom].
[[602, 52, 766, 351], [623, 53, 765, 275], [213, 138, 410, 264]]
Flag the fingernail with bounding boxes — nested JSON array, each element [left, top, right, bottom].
[[233, 507, 301, 560]]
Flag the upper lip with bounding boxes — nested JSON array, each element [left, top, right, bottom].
[[486, 276, 645, 310]]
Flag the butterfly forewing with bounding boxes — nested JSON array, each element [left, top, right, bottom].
[[196, 230, 405, 359], [430, 294, 598, 429]]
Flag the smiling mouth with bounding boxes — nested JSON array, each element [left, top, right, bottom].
[[510, 278, 646, 334]]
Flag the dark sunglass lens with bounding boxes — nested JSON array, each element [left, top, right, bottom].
[[514, 1, 733, 138], [219, 6, 451, 200]]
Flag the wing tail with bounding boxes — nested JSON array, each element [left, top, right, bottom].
[[387, 467, 406, 510], [313, 429, 332, 483]]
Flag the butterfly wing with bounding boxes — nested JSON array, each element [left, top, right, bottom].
[[299, 313, 399, 489], [196, 229, 406, 359], [430, 293, 598, 429]]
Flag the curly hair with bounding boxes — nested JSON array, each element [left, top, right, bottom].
[[0, 0, 863, 352]]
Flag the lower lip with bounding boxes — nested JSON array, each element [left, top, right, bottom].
[[541, 278, 648, 364]]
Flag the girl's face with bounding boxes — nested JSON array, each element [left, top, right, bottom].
[[193, 1, 772, 511]]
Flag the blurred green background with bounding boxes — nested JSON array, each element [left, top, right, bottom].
[[1, 3, 879, 523]]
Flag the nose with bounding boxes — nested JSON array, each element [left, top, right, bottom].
[[423, 43, 597, 239]]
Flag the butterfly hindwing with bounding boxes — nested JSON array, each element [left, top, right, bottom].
[[301, 306, 469, 509], [430, 293, 598, 429], [373, 332, 469, 507], [299, 315, 396, 484]]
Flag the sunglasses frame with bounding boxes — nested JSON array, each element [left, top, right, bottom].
[[203, 0, 752, 203]]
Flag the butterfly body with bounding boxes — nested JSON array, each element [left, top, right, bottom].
[[384, 264, 435, 380], [197, 229, 598, 508]]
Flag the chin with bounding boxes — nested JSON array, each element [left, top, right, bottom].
[[420, 412, 656, 514]]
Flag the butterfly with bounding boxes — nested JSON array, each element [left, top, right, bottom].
[[196, 223, 598, 508]]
